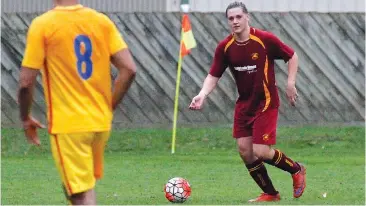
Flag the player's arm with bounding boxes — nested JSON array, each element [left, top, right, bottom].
[[189, 75, 220, 110], [267, 32, 299, 106], [287, 52, 298, 88], [189, 44, 227, 110], [197, 74, 220, 99], [19, 68, 39, 121], [106, 16, 137, 110], [286, 52, 299, 106], [111, 49, 137, 110], [18, 17, 46, 145]]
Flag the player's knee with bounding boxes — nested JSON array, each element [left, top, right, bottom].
[[238, 145, 254, 163], [253, 149, 265, 160], [253, 144, 272, 160]]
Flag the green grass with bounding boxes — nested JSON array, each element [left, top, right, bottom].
[[1, 126, 365, 205]]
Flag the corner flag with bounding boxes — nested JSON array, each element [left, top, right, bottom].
[[171, 13, 196, 154], [180, 14, 197, 57]]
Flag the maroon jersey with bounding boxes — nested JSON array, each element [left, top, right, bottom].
[[210, 27, 294, 115]]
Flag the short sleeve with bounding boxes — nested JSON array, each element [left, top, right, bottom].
[[266, 32, 294, 63], [106, 17, 128, 55], [209, 44, 228, 78], [21, 17, 45, 69]]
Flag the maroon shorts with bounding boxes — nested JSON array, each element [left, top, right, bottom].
[[233, 105, 278, 145]]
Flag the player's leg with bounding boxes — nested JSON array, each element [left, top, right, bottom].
[[258, 146, 304, 175], [233, 104, 279, 202], [62, 185, 95, 205], [254, 146, 306, 199], [70, 189, 96, 205], [50, 133, 97, 205], [236, 137, 279, 200], [252, 108, 306, 198], [253, 145, 301, 175], [260, 147, 306, 198]]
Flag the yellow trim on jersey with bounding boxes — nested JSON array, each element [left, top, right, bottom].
[[251, 34, 272, 112], [224, 37, 235, 53], [250, 34, 268, 83], [249, 34, 265, 49], [264, 58, 269, 83], [250, 34, 267, 82], [262, 81, 271, 112]]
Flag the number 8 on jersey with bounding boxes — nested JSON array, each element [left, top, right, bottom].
[[74, 35, 93, 80]]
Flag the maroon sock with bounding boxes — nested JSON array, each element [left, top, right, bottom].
[[246, 159, 278, 195], [264, 149, 301, 174]]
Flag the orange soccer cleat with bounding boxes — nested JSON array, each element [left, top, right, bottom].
[[248, 193, 281, 202], [292, 164, 307, 198]]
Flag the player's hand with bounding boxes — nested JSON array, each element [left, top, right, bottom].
[[22, 116, 46, 146], [286, 83, 298, 106], [189, 94, 206, 110]]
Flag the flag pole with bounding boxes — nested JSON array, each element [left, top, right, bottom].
[[171, 31, 184, 154], [171, 0, 192, 154]]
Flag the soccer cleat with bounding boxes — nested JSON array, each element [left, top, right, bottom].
[[292, 164, 306, 198], [248, 193, 281, 202]]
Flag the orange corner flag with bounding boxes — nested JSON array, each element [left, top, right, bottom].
[[172, 13, 197, 154], [180, 14, 196, 57]]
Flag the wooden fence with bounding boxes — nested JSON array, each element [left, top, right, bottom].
[[1, 12, 365, 128]]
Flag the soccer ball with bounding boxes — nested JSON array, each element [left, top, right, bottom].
[[164, 177, 191, 203]]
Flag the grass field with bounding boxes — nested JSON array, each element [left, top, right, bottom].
[[1, 125, 365, 205]]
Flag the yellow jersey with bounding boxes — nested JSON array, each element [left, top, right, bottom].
[[22, 4, 128, 134]]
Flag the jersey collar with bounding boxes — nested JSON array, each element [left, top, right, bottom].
[[54, 4, 84, 11]]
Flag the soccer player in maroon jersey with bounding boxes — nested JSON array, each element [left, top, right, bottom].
[[189, 2, 306, 202]]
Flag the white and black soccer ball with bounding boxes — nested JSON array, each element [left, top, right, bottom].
[[164, 177, 191, 203]]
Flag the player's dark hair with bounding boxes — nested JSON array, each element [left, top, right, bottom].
[[225, 1, 248, 18]]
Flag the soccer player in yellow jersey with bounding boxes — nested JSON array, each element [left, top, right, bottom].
[[18, 0, 137, 204]]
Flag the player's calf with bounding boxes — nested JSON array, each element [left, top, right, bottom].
[[237, 138, 279, 197], [245, 159, 279, 197], [262, 149, 306, 198], [263, 149, 301, 174]]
